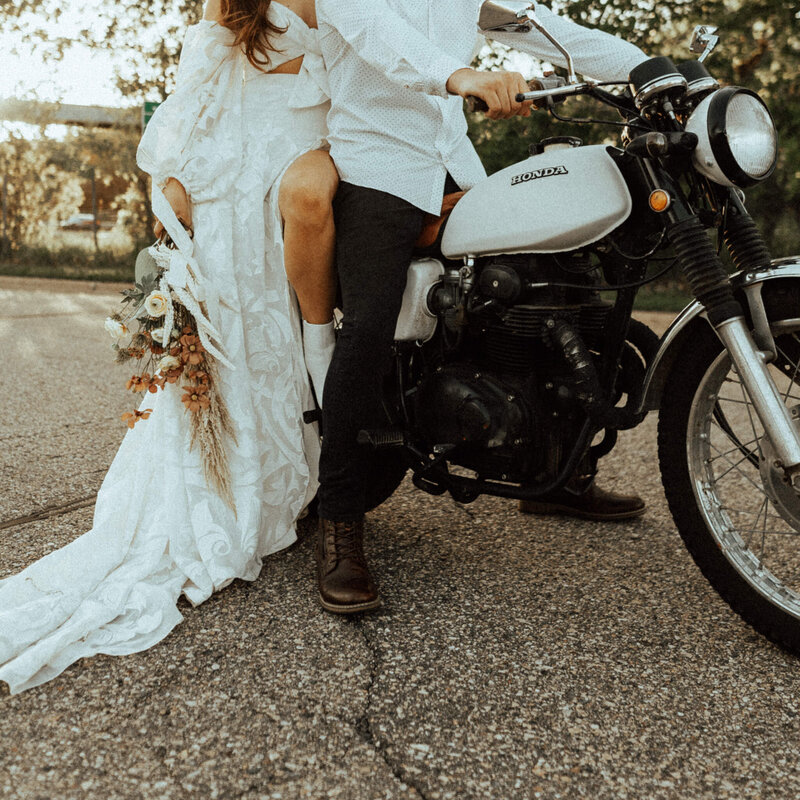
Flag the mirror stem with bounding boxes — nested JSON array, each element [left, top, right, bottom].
[[522, 9, 578, 83]]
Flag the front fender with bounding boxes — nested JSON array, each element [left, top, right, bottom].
[[640, 257, 800, 413]]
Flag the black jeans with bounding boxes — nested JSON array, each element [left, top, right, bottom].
[[317, 180, 445, 520]]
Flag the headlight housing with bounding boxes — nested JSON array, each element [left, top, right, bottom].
[[685, 87, 778, 187]]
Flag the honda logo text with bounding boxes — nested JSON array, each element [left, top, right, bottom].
[[511, 165, 569, 186]]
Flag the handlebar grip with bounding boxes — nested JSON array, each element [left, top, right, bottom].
[[466, 95, 489, 113]]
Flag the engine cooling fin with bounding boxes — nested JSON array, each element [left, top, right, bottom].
[[480, 302, 612, 372]]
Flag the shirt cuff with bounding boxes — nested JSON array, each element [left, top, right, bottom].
[[427, 54, 471, 98]]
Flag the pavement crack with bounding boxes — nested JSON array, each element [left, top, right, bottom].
[[0, 495, 97, 531], [354, 618, 430, 800]]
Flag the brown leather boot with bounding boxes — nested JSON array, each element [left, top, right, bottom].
[[315, 518, 381, 614], [518, 483, 645, 521]]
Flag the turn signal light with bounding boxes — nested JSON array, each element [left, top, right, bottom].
[[649, 189, 671, 212]]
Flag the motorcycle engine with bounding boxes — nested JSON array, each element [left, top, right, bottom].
[[415, 363, 531, 479], [414, 252, 611, 482], [475, 253, 610, 372]]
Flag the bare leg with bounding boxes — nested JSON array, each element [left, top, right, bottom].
[[279, 149, 338, 324], [279, 150, 339, 404]]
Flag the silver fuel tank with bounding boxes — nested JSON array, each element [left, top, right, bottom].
[[441, 145, 632, 259]]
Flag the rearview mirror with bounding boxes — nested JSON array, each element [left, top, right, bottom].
[[478, 0, 535, 33], [689, 24, 720, 62], [477, 0, 578, 84]]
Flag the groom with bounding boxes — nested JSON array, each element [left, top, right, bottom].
[[314, 0, 651, 613]]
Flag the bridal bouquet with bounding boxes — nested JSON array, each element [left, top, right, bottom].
[[105, 245, 235, 504]]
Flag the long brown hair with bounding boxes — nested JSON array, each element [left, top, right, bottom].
[[218, 0, 286, 70]]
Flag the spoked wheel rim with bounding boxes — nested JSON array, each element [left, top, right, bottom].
[[688, 321, 800, 620]]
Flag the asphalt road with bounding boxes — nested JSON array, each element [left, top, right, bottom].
[[2, 277, 800, 799]]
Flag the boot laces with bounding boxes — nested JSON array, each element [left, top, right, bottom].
[[327, 523, 365, 565]]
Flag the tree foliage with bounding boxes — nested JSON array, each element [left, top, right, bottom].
[[52, 127, 154, 241], [2, 0, 798, 254], [0, 135, 83, 251], [3, 0, 204, 102]]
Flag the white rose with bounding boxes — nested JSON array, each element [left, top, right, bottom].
[[145, 291, 169, 318], [104, 317, 128, 340], [151, 327, 165, 342], [157, 355, 182, 373]]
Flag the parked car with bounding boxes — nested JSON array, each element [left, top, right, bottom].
[[59, 213, 97, 231]]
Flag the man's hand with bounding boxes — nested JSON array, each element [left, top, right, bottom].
[[446, 68, 533, 119], [154, 177, 193, 240]]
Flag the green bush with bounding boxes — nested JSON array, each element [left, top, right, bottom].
[[0, 242, 137, 282]]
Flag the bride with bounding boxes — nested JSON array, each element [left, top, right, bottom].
[[0, 0, 337, 694]]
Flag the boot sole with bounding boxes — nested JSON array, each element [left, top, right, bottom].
[[519, 501, 646, 521], [318, 593, 382, 614]]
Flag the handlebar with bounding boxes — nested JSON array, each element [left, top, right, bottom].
[[515, 81, 589, 105], [466, 75, 570, 114]]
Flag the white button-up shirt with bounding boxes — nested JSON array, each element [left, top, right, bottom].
[[316, 0, 648, 215]]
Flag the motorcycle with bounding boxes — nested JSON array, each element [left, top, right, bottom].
[[351, 0, 800, 654]]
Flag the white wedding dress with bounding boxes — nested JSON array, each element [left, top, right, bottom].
[[0, 5, 329, 694]]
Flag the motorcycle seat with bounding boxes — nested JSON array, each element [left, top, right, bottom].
[[414, 191, 466, 250]]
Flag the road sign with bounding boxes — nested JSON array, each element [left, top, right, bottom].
[[142, 101, 161, 130]]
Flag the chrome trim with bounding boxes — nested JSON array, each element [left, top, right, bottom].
[[685, 76, 719, 98], [742, 281, 775, 358], [477, 2, 579, 84], [634, 74, 688, 110], [524, 10, 577, 84], [689, 24, 720, 63]]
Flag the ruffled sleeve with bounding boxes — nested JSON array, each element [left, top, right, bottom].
[[136, 21, 244, 202]]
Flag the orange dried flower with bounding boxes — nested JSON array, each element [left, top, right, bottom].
[[126, 373, 154, 392], [162, 364, 183, 383], [181, 383, 211, 412], [121, 408, 153, 428], [179, 334, 205, 366]]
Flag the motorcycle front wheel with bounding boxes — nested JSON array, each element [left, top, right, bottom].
[[659, 307, 800, 653]]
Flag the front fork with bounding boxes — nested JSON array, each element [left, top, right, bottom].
[[713, 319, 800, 481], [666, 188, 800, 484]]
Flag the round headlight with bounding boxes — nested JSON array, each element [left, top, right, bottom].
[[686, 87, 778, 187]]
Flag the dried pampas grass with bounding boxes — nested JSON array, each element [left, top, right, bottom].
[[188, 359, 238, 513]]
